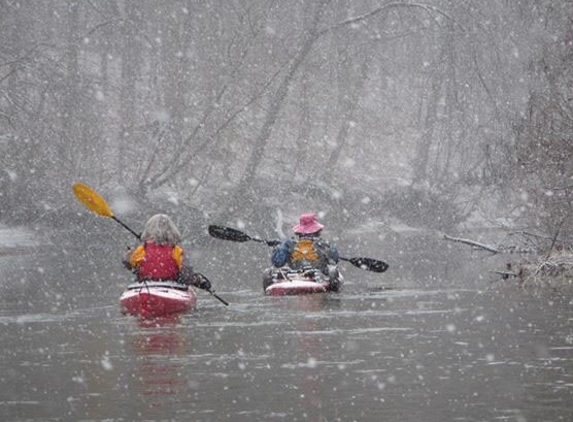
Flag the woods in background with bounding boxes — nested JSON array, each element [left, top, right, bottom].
[[0, 1, 571, 248]]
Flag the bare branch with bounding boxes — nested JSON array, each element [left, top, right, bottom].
[[317, 1, 465, 37], [443, 234, 500, 253]]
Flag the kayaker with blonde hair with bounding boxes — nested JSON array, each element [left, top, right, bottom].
[[123, 214, 211, 290]]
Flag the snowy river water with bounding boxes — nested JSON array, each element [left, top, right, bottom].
[[1, 234, 572, 422]]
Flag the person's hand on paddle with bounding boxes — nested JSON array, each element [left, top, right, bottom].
[[122, 246, 135, 270], [197, 275, 212, 291]]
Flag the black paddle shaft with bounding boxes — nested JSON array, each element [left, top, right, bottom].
[[111, 216, 142, 240]]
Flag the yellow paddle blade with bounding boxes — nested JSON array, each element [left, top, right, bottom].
[[72, 182, 114, 218]]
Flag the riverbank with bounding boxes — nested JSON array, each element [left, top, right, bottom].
[[440, 229, 573, 293], [511, 250, 573, 291]]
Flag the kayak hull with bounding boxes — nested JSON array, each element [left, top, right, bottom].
[[120, 281, 197, 318], [266, 279, 330, 296], [264, 268, 343, 296]]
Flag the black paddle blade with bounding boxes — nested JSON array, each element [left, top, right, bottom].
[[208, 225, 252, 242], [345, 257, 389, 273]]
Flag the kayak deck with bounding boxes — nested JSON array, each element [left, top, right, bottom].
[[120, 281, 197, 318], [265, 279, 330, 296]]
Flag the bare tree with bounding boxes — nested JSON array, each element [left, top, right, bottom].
[[1, 0, 570, 238]]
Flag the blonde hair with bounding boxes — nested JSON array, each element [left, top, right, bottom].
[[141, 214, 181, 245]]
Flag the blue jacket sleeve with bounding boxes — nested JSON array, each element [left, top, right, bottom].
[[330, 243, 339, 263], [271, 239, 294, 267]]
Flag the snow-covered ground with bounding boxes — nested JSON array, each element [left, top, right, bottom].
[[514, 250, 573, 290]]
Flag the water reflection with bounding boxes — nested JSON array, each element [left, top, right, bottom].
[[128, 316, 191, 412], [289, 295, 341, 422]]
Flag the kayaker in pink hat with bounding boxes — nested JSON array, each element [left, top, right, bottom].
[[264, 212, 340, 290]]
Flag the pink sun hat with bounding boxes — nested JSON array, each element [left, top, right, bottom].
[[293, 213, 324, 234]]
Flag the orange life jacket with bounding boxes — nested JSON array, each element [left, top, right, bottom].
[[291, 238, 320, 263]]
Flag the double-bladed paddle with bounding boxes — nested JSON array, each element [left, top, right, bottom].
[[72, 182, 229, 306], [208, 225, 389, 273]]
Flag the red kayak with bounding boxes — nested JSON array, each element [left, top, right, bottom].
[[264, 267, 343, 296], [120, 281, 197, 318]]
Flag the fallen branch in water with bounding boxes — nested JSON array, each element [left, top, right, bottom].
[[443, 234, 536, 254], [443, 234, 499, 253], [444, 232, 573, 290], [491, 270, 519, 278]]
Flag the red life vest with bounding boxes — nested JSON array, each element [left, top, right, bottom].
[[137, 242, 179, 281]]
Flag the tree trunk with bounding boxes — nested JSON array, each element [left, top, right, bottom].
[[325, 54, 373, 179], [226, 0, 329, 217], [118, 0, 140, 182]]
